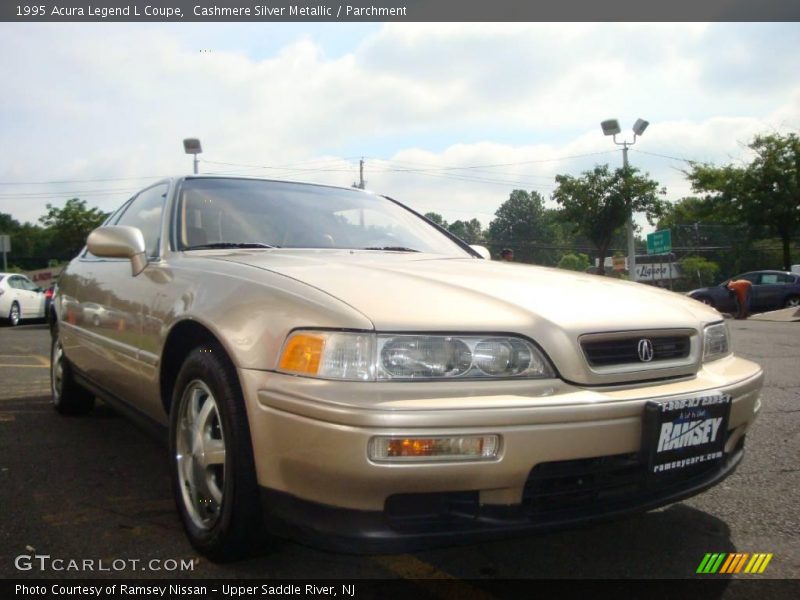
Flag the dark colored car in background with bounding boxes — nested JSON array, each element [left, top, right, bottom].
[[688, 270, 800, 313]]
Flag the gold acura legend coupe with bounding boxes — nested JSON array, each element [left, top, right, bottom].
[[51, 176, 763, 560]]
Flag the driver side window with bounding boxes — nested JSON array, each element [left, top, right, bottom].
[[115, 184, 168, 258]]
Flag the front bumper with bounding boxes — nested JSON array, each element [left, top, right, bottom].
[[258, 441, 745, 553], [237, 355, 762, 549]]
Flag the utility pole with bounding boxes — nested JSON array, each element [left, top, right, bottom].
[[353, 158, 365, 189], [621, 142, 636, 281], [0, 235, 9, 271], [183, 138, 202, 175], [601, 118, 649, 282]]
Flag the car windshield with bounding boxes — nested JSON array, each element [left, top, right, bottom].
[[176, 178, 470, 256]]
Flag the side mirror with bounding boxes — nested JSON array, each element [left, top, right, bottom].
[[469, 245, 492, 260], [87, 226, 148, 276]]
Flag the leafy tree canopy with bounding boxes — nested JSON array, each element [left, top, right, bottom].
[[448, 218, 484, 243], [423, 212, 447, 228], [686, 132, 800, 270], [557, 252, 591, 272], [39, 198, 109, 259], [553, 164, 665, 275]]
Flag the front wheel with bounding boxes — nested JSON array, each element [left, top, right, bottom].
[[169, 345, 262, 561], [51, 335, 95, 415]]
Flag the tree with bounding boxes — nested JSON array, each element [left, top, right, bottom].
[[0, 212, 21, 233], [686, 132, 800, 270], [680, 255, 720, 288], [39, 198, 109, 259], [657, 196, 751, 277], [657, 196, 724, 237], [0, 212, 53, 270], [553, 164, 665, 275], [487, 190, 557, 263], [447, 218, 484, 243], [557, 253, 590, 272], [423, 212, 448, 228]]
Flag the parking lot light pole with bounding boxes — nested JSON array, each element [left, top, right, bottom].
[[183, 138, 202, 174], [600, 118, 649, 281]]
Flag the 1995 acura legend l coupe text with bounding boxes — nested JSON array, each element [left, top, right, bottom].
[[51, 176, 763, 560]]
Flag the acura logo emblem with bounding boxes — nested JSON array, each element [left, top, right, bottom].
[[638, 339, 654, 362]]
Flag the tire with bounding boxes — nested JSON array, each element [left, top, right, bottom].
[[51, 334, 95, 415], [169, 344, 262, 561], [784, 295, 800, 308], [8, 301, 21, 326]]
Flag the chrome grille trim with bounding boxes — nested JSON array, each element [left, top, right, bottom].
[[583, 335, 690, 366], [579, 328, 699, 376]]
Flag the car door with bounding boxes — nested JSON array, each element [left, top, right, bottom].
[[19, 277, 45, 318], [66, 183, 168, 405], [4, 276, 23, 316], [732, 272, 761, 312], [98, 183, 169, 418], [8, 276, 36, 316], [754, 273, 791, 311]]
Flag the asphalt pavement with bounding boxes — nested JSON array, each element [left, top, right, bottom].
[[0, 321, 797, 583]]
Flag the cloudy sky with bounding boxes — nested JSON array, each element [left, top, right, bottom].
[[1, 22, 799, 230]]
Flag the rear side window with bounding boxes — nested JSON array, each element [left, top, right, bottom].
[[760, 273, 793, 285]]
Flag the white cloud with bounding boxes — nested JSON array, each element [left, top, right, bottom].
[[0, 22, 798, 233]]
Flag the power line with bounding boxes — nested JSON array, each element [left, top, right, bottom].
[[0, 186, 139, 199], [0, 150, 620, 189], [631, 149, 698, 163], [0, 175, 167, 186], [0, 157, 360, 186], [389, 169, 557, 189], [200, 157, 359, 173], [369, 159, 557, 181], [367, 150, 618, 172]]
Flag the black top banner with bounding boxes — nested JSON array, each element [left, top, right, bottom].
[[3, 0, 800, 22]]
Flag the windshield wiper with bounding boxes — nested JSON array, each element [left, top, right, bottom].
[[184, 242, 277, 250], [361, 246, 420, 252]]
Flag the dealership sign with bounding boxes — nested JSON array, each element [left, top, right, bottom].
[[634, 263, 681, 282]]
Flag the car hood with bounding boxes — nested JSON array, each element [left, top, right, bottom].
[[199, 249, 720, 385], [213, 250, 717, 333]]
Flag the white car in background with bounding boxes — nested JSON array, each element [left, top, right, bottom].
[[0, 273, 47, 326]]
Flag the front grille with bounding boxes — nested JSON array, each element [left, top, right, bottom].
[[582, 335, 690, 367], [522, 451, 720, 519]]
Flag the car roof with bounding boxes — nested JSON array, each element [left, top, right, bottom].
[[738, 270, 794, 276], [177, 175, 376, 195]]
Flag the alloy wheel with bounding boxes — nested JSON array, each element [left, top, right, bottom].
[[175, 380, 226, 530], [51, 339, 64, 404], [9, 303, 20, 326]]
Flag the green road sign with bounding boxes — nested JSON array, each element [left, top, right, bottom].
[[647, 230, 671, 255]]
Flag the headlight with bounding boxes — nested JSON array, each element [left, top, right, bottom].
[[277, 331, 554, 381], [703, 322, 731, 362], [278, 331, 374, 380]]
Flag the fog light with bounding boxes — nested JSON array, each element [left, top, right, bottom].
[[368, 435, 500, 462]]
